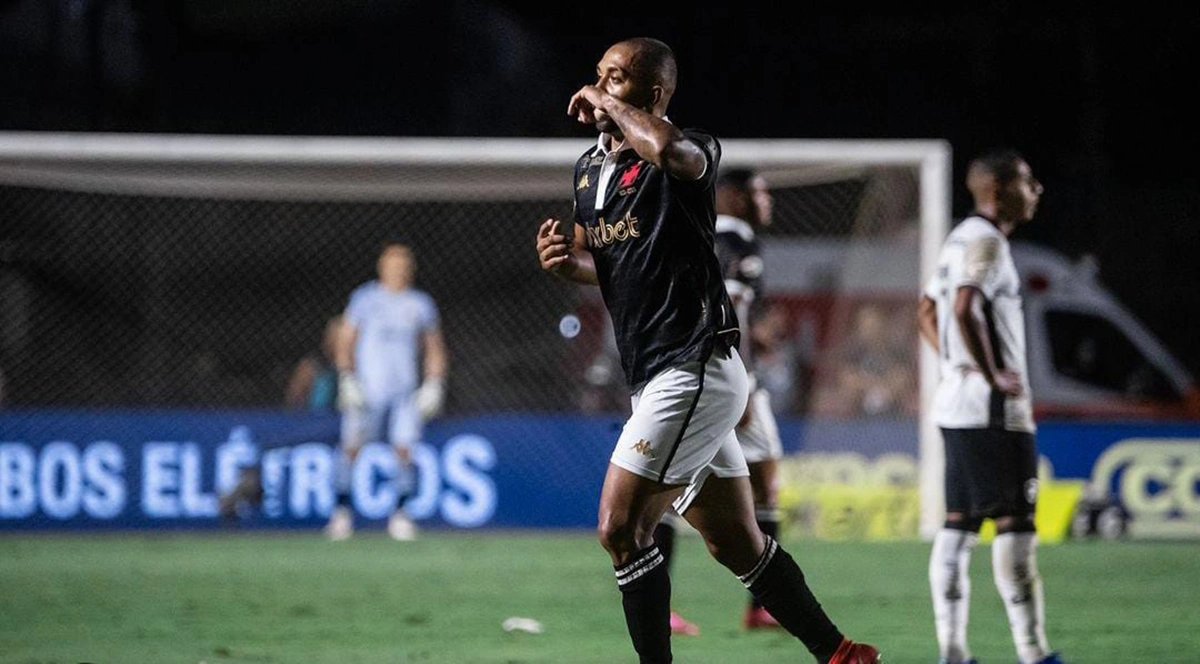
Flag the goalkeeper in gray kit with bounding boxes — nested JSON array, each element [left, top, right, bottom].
[[326, 240, 448, 541]]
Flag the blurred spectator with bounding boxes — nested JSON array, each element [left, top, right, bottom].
[[284, 314, 342, 412], [750, 300, 806, 415], [816, 303, 917, 417], [576, 299, 631, 415]]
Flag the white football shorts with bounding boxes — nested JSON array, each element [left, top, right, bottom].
[[610, 347, 751, 514], [738, 376, 784, 464], [340, 392, 421, 451]]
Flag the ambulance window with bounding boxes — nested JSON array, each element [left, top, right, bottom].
[[1045, 311, 1180, 401]]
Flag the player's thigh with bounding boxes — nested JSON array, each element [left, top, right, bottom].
[[991, 431, 1038, 516], [611, 350, 748, 487], [956, 428, 1037, 518], [940, 427, 974, 516], [672, 428, 749, 516], [388, 394, 421, 453], [341, 405, 386, 451]]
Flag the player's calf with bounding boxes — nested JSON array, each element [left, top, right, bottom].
[[930, 522, 980, 663], [992, 516, 1053, 664]]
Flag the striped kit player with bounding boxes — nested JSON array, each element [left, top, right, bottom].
[[918, 148, 1064, 664]]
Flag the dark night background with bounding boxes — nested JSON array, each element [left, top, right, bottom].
[[2, 1, 1197, 374]]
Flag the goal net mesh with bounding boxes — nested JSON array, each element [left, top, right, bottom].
[[0, 135, 946, 538]]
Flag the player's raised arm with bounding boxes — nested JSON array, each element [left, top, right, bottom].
[[535, 218, 597, 285], [570, 85, 704, 180]]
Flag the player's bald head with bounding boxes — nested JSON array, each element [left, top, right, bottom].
[[614, 37, 677, 97]]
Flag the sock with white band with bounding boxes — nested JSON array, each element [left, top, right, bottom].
[[739, 535, 844, 663], [615, 544, 672, 664]]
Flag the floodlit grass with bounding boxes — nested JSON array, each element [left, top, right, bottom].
[[1, 530, 1197, 663]]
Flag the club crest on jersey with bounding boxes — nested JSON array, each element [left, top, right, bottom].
[[585, 212, 641, 248], [617, 161, 644, 195], [577, 173, 590, 190]]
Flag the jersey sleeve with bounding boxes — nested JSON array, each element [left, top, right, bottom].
[[922, 270, 940, 299], [418, 292, 441, 330], [681, 128, 720, 186], [343, 284, 371, 328], [957, 234, 1004, 298]]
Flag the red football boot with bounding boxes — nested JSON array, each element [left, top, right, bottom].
[[828, 637, 882, 664]]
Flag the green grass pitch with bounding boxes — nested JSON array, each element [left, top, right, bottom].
[[1, 530, 1197, 663]]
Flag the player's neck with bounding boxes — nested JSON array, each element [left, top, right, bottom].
[[974, 207, 1017, 237]]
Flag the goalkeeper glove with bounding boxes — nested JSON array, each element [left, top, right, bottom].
[[337, 371, 366, 412], [416, 377, 445, 420]]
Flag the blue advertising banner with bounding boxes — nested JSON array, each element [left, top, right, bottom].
[[2, 411, 1197, 537], [1037, 421, 1200, 539], [0, 410, 621, 530]]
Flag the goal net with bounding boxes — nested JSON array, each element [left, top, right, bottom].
[[0, 132, 950, 537]]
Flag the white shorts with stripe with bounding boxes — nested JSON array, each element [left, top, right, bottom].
[[738, 376, 784, 464], [610, 347, 751, 514]]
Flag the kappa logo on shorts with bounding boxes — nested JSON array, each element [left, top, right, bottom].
[[629, 438, 655, 459]]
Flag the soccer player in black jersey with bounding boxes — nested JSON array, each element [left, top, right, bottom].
[[534, 37, 879, 664]]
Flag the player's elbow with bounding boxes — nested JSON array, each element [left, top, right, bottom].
[[918, 297, 937, 326], [952, 305, 975, 332]]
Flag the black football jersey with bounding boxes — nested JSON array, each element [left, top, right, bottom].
[[714, 215, 765, 365], [572, 128, 739, 390]]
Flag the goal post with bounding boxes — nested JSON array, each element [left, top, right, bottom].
[[0, 132, 951, 539]]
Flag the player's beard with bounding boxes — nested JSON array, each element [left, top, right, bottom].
[[594, 110, 618, 135]]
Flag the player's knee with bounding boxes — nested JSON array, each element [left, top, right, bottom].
[[944, 512, 983, 533], [596, 517, 640, 559], [993, 514, 1036, 534]]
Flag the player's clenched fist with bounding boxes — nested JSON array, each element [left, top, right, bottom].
[[536, 218, 574, 275]]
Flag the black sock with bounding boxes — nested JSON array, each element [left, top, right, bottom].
[[615, 545, 673, 664], [739, 536, 843, 663], [749, 516, 778, 609], [653, 520, 676, 569]]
